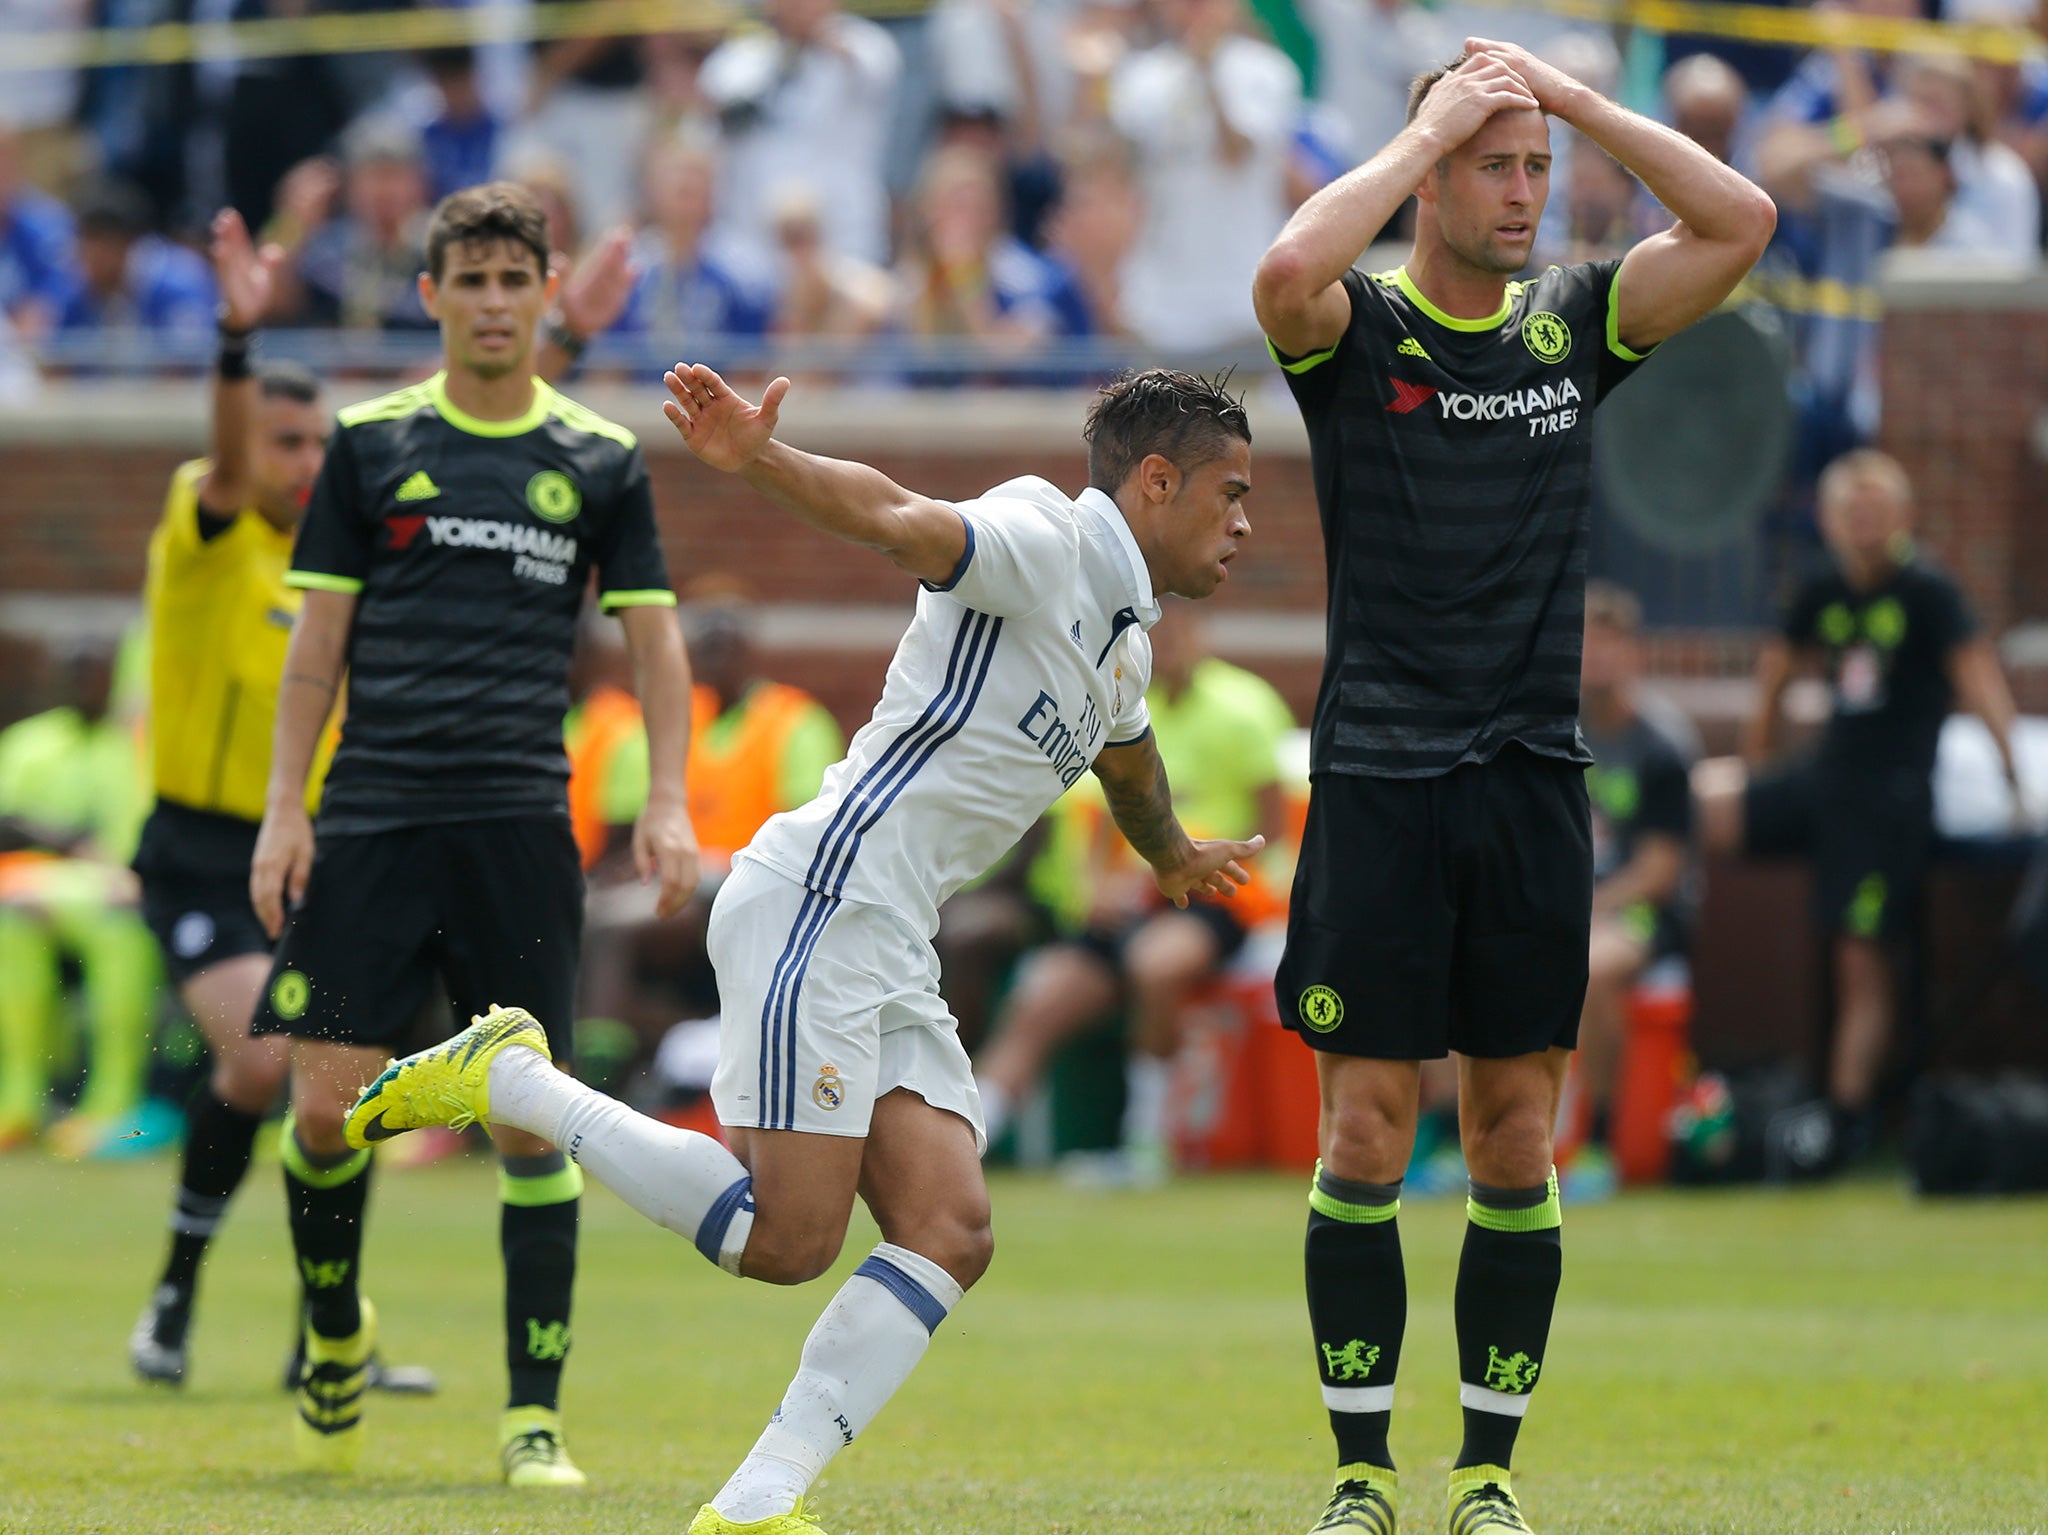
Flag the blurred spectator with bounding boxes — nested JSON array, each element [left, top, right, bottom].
[[565, 613, 646, 877], [0, 0, 87, 195], [1299, 0, 1451, 164], [700, 0, 901, 274], [897, 144, 1091, 359], [974, 606, 1296, 1185], [610, 142, 770, 343], [509, 0, 654, 231], [1694, 451, 2022, 1177], [1540, 142, 1642, 266], [507, 145, 587, 264], [215, 0, 353, 235], [57, 181, 217, 346], [280, 118, 431, 331], [1762, 0, 1918, 128], [1895, 51, 2039, 257], [768, 191, 893, 347], [413, 47, 504, 205], [1042, 139, 1140, 336], [1564, 581, 1695, 1204], [1109, 0, 1301, 354], [0, 639, 157, 1156], [0, 125, 78, 344], [1665, 51, 1754, 169], [643, 31, 724, 144]]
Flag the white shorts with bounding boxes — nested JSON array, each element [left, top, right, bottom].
[[708, 856, 986, 1152]]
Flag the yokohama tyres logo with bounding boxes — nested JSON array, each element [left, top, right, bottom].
[[385, 512, 428, 550], [1385, 378, 1439, 414]]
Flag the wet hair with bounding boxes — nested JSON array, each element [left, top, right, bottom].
[[1083, 369, 1251, 495], [1584, 578, 1643, 635], [256, 359, 320, 405], [424, 181, 551, 282], [1407, 52, 1471, 124]]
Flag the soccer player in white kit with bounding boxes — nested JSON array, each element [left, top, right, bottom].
[[346, 363, 1264, 1534]]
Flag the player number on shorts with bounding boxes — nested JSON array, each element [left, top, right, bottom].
[[1299, 985, 1344, 1033]]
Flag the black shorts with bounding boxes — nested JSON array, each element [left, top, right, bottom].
[[1072, 897, 1249, 972], [251, 815, 584, 1055], [1277, 746, 1592, 1060], [134, 802, 273, 985], [1744, 758, 1932, 940]]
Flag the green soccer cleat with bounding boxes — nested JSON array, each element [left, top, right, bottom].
[[344, 1004, 551, 1149], [500, 1405, 588, 1488], [1447, 1467, 1533, 1535], [294, 1297, 375, 1473], [1309, 1463, 1398, 1533], [686, 1500, 830, 1535]]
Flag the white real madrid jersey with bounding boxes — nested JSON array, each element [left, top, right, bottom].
[[742, 477, 1160, 939]]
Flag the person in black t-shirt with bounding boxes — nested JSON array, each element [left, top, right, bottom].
[[1253, 37, 1775, 1534], [1565, 581, 1695, 1204], [247, 182, 701, 1486], [1695, 449, 2022, 1173]]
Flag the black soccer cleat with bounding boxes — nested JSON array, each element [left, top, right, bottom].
[[130, 1282, 193, 1386]]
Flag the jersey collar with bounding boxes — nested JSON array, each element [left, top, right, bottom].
[[1392, 265, 1514, 333], [1075, 486, 1162, 631], [427, 371, 554, 437]]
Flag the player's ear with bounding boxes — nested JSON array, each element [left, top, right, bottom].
[[418, 270, 440, 320], [1139, 452, 1181, 507]]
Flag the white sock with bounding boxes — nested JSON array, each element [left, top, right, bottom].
[[712, 1242, 964, 1522], [1121, 1054, 1171, 1149], [487, 1047, 754, 1272], [976, 1078, 1011, 1147]]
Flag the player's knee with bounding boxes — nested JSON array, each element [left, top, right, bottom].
[[743, 1223, 846, 1286], [288, 1094, 351, 1156], [945, 1217, 996, 1291], [1463, 1103, 1556, 1185], [213, 1051, 286, 1114], [1320, 1094, 1410, 1184]]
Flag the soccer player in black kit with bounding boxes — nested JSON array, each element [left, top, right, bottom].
[[1253, 40, 1775, 1535], [247, 182, 701, 1484]]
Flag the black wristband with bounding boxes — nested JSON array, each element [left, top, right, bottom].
[[546, 318, 587, 361], [217, 332, 253, 379]]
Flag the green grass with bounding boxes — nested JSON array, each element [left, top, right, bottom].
[[1, 1156, 2044, 1534]]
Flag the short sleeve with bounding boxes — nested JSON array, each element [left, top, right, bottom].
[[593, 452, 676, 612], [1575, 258, 1654, 402], [1634, 736, 1692, 840], [1267, 267, 1370, 411], [285, 428, 372, 594], [929, 494, 1072, 619], [1106, 630, 1154, 745], [1780, 575, 1830, 647]]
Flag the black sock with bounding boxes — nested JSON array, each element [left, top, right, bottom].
[[159, 1091, 265, 1292], [501, 1153, 581, 1411], [1453, 1172, 1563, 1472], [283, 1125, 371, 1340], [1585, 1103, 1613, 1150], [1305, 1163, 1405, 1473]]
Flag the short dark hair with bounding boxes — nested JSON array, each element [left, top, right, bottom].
[[1407, 52, 1470, 124], [425, 182, 551, 282], [1583, 578, 1643, 635], [257, 359, 321, 405], [1083, 369, 1251, 495]]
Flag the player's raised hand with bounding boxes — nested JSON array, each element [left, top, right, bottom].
[[210, 207, 285, 332], [1154, 834, 1266, 910], [1410, 50, 1541, 152], [1462, 37, 1578, 114], [558, 224, 638, 339], [663, 364, 791, 473]]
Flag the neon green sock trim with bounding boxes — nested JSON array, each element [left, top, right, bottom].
[[1308, 1159, 1400, 1223], [1449, 1464, 1513, 1497], [0, 912, 58, 1123], [1335, 1461, 1398, 1494], [499, 1162, 585, 1206], [281, 1115, 371, 1188], [1466, 1168, 1561, 1233]]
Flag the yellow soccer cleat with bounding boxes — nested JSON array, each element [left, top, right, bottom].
[[500, 1405, 588, 1488], [1309, 1463, 1398, 1533], [294, 1297, 376, 1473], [344, 1004, 551, 1150], [686, 1500, 830, 1535], [1446, 1467, 1533, 1535]]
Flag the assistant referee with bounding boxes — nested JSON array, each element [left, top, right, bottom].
[[1254, 40, 1774, 1535], [247, 181, 700, 1486]]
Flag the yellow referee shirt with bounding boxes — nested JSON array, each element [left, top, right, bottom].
[[144, 459, 312, 822]]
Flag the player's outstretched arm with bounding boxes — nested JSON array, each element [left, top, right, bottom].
[[1464, 38, 1776, 352], [619, 603, 703, 917], [201, 208, 284, 513], [1092, 735, 1265, 910], [251, 588, 351, 936], [663, 363, 967, 586], [1253, 54, 1540, 357]]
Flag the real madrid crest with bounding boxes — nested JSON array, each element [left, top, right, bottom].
[[813, 1063, 845, 1111]]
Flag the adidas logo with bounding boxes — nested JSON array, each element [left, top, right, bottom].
[[394, 470, 440, 503], [1070, 620, 1084, 649], [1396, 337, 1430, 360]]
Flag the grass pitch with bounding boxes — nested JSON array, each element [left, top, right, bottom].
[[1, 1155, 2043, 1534]]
